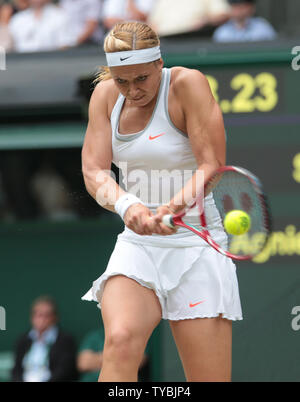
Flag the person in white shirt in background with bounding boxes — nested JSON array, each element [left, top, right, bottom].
[[213, 0, 277, 43], [9, 0, 74, 53], [59, 0, 104, 46], [102, 0, 155, 31], [0, 0, 30, 51], [148, 0, 230, 37], [0, 1, 14, 51]]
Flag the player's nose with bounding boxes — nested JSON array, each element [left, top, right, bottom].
[[127, 84, 141, 98]]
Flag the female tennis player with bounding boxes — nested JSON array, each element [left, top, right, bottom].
[[82, 21, 242, 382]]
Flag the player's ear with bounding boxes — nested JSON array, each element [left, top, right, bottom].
[[154, 58, 164, 70]]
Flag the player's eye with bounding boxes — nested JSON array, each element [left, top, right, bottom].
[[116, 78, 127, 84], [136, 75, 148, 82]]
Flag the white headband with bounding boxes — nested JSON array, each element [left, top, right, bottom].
[[105, 46, 161, 67]]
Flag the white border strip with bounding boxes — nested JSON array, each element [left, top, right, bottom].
[[0, 46, 6, 71]]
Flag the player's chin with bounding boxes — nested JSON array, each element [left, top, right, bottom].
[[129, 95, 146, 104], [132, 93, 155, 107]]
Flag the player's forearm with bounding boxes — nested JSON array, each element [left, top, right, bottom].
[[83, 168, 126, 213], [168, 162, 220, 214]]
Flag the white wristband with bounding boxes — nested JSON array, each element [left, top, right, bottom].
[[114, 193, 144, 220]]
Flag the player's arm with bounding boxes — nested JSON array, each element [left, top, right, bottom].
[[172, 69, 225, 212], [170, 69, 225, 213], [81, 82, 165, 235], [155, 69, 225, 221], [82, 81, 125, 213]]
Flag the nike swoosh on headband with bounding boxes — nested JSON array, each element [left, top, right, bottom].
[[106, 46, 161, 67], [120, 56, 132, 62]]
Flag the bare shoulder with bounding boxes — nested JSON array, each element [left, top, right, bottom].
[[90, 79, 119, 116], [170, 67, 211, 98]]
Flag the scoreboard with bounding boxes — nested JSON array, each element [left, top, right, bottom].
[[207, 70, 281, 115]]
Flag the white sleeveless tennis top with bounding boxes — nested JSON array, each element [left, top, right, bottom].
[[110, 68, 225, 247]]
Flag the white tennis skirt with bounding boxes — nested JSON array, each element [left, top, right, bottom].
[[82, 230, 243, 321]]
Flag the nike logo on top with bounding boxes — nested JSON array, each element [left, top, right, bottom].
[[189, 301, 205, 308], [120, 56, 132, 61], [149, 133, 166, 140]]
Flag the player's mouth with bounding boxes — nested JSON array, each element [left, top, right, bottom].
[[131, 95, 144, 101]]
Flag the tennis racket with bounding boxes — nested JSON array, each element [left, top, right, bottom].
[[162, 166, 271, 261]]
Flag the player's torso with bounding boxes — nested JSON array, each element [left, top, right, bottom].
[[110, 69, 197, 181]]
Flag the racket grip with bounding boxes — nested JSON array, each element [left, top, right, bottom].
[[162, 214, 176, 228]]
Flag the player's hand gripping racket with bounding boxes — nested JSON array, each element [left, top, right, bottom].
[[162, 166, 271, 260]]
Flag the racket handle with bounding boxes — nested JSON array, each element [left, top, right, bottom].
[[162, 214, 176, 228]]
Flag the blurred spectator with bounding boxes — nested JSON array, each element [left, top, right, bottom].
[[9, 0, 74, 53], [31, 163, 77, 221], [59, 0, 104, 46], [11, 295, 78, 382], [0, 151, 42, 221], [77, 327, 150, 382], [148, 0, 230, 37], [0, 0, 30, 50], [0, 149, 103, 223], [0, 1, 13, 50], [213, 0, 277, 42], [77, 327, 105, 382], [11, 0, 30, 13], [103, 0, 155, 31], [0, 0, 29, 50]]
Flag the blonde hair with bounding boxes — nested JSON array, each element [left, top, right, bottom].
[[95, 21, 160, 83]]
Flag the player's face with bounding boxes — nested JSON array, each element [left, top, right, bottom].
[[110, 59, 164, 107], [231, 4, 255, 21]]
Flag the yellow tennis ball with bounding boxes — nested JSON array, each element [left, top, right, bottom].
[[224, 210, 251, 235]]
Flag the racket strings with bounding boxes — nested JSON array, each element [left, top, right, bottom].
[[176, 169, 270, 258], [208, 170, 270, 256]]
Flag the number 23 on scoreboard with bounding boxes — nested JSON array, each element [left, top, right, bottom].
[[206, 72, 278, 114]]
